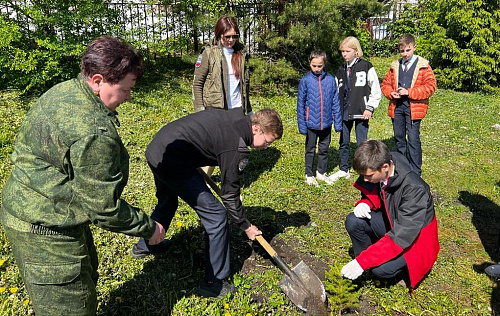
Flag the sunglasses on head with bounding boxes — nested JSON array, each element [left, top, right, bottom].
[[223, 34, 239, 40]]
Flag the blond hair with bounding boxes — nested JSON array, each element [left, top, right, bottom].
[[339, 36, 363, 58]]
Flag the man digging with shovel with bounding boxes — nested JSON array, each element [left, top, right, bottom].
[[131, 107, 283, 298]]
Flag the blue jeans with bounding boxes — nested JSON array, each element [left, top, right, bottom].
[[149, 167, 230, 282], [305, 127, 332, 176], [339, 120, 369, 172], [345, 211, 407, 279], [392, 103, 422, 175]]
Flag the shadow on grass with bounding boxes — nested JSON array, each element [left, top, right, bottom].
[[459, 190, 500, 314], [240, 147, 281, 188], [100, 206, 309, 315]]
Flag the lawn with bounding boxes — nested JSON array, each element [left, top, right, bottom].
[[0, 56, 499, 315]]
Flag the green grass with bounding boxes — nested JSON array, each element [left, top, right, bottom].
[[0, 55, 499, 315]]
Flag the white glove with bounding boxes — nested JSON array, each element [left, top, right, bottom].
[[353, 203, 371, 219], [341, 259, 364, 280]]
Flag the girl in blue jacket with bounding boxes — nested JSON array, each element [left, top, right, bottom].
[[297, 50, 342, 186]]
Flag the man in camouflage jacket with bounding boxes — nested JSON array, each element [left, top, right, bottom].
[[1, 37, 165, 315]]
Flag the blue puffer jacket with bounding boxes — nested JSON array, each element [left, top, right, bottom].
[[297, 70, 342, 135]]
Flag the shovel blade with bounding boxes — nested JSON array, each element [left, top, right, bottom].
[[278, 260, 326, 312]]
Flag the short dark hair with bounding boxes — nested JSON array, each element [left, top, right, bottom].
[[353, 140, 391, 173], [250, 108, 283, 140], [399, 34, 416, 48], [309, 50, 327, 63], [80, 36, 144, 84]]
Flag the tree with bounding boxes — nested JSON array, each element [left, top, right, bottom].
[[257, 0, 386, 71], [410, 0, 500, 92], [0, 0, 121, 93]]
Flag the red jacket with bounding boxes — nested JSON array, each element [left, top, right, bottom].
[[381, 56, 437, 120], [353, 153, 440, 288]]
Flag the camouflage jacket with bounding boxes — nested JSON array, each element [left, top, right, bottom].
[[1, 76, 156, 238]]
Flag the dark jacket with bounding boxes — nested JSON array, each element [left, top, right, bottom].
[[146, 108, 252, 230], [353, 152, 440, 288], [1, 76, 156, 238], [336, 58, 381, 120], [192, 42, 251, 114], [296, 70, 342, 134]]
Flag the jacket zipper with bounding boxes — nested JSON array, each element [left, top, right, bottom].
[[318, 75, 324, 130]]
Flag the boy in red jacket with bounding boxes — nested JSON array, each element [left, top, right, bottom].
[[341, 140, 439, 289], [380, 34, 436, 175]]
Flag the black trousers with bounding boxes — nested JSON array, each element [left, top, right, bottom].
[[392, 103, 422, 175], [345, 211, 407, 279], [304, 127, 331, 176]]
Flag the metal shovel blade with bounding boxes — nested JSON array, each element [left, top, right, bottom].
[[278, 260, 326, 312]]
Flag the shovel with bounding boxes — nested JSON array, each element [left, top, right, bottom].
[[198, 168, 326, 312]]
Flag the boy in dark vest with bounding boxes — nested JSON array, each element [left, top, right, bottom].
[[380, 34, 437, 176]]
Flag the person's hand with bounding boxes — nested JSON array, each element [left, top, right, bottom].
[[353, 203, 371, 219], [341, 259, 364, 280], [362, 110, 372, 120], [148, 221, 166, 245], [397, 87, 408, 96], [245, 224, 262, 240], [390, 91, 401, 99]]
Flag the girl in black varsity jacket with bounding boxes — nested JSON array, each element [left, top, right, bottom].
[[329, 36, 382, 182]]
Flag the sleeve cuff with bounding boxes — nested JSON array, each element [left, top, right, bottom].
[[238, 220, 251, 231]]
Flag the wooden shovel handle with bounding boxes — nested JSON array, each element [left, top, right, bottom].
[[198, 167, 222, 196], [255, 235, 298, 283], [255, 235, 277, 257]]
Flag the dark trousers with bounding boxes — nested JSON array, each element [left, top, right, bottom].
[[345, 211, 407, 279], [1, 211, 98, 316], [149, 167, 230, 282], [304, 127, 331, 176], [339, 119, 369, 172], [392, 103, 422, 175]]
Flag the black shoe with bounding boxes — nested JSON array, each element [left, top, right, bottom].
[[485, 264, 500, 280], [198, 279, 236, 298], [131, 238, 172, 259]]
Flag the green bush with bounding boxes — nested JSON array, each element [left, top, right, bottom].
[[369, 40, 397, 58], [0, 1, 120, 94], [410, 0, 500, 92], [249, 57, 301, 96]]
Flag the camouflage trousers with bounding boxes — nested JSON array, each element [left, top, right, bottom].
[[1, 211, 99, 315]]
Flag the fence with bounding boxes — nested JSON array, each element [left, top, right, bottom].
[[105, 1, 280, 57], [0, 1, 410, 58], [368, 0, 416, 40], [0, 0, 278, 57]]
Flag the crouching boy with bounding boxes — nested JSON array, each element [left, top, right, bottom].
[[341, 140, 439, 289]]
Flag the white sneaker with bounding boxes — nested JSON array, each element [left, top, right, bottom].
[[328, 170, 350, 182], [305, 175, 319, 187], [316, 171, 334, 185]]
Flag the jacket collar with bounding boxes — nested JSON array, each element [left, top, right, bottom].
[[310, 69, 327, 79], [386, 152, 412, 190], [231, 109, 253, 146], [77, 74, 121, 127]]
